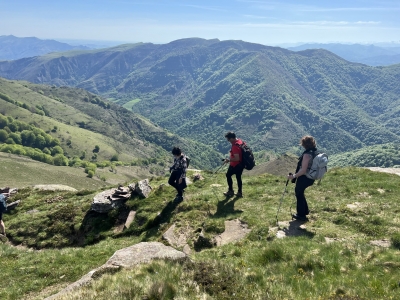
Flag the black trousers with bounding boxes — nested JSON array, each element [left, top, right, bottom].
[[168, 170, 186, 196], [226, 164, 244, 192], [294, 175, 315, 217]]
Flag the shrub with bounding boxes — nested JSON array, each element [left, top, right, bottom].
[[391, 233, 400, 250]]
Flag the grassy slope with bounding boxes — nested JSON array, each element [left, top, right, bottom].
[[1, 166, 400, 299], [0, 79, 157, 162], [0, 77, 223, 169], [0, 152, 159, 189]]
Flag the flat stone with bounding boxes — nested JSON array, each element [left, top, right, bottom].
[[213, 219, 251, 246], [162, 224, 191, 248], [33, 185, 77, 192], [271, 220, 310, 238], [45, 242, 186, 300], [124, 211, 136, 229], [91, 188, 130, 213], [370, 239, 391, 248]]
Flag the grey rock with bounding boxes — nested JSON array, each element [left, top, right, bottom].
[[124, 210, 136, 229], [45, 242, 186, 300], [162, 224, 191, 248], [135, 179, 152, 198], [91, 187, 131, 213], [213, 219, 251, 246]]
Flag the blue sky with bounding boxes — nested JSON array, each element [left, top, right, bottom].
[[1, 0, 399, 46]]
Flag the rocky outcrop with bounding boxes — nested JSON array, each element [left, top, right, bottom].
[[129, 179, 152, 198], [91, 186, 131, 213], [45, 242, 187, 300]]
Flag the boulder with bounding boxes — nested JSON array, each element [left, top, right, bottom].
[[91, 187, 132, 213], [45, 242, 187, 300], [134, 179, 152, 198]]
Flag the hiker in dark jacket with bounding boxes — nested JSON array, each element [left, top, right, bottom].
[[287, 135, 317, 221], [0, 191, 9, 237], [168, 147, 187, 204], [223, 131, 244, 197]]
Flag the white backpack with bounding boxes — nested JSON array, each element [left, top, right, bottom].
[[306, 152, 328, 180]]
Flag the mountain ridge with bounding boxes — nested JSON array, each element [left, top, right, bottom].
[[1, 38, 400, 158]]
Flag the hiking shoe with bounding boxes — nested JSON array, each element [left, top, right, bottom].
[[223, 190, 234, 197], [292, 214, 308, 221], [173, 196, 183, 204], [235, 192, 243, 197]]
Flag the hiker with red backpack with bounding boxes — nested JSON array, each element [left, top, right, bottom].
[[223, 131, 245, 198]]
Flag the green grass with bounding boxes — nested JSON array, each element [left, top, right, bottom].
[[0, 152, 168, 190], [122, 98, 141, 110], [2, 167, 400, 299]]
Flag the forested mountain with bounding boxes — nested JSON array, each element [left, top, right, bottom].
[[287, 43, 400, 66], [0, 77, 222, 168], [0, 38, 400, 158], [0, 35, 90, 61]]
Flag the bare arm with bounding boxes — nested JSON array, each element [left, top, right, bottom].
[[287, 154, 311, 180]]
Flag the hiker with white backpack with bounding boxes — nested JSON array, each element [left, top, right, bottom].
[[287, 135, 328, 221], [0, 191, 10, 238]]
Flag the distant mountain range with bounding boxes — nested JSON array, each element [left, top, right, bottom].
[[0, 35, 91, 61], [0, 38, 400, 158], [287, 43, 400, 66]]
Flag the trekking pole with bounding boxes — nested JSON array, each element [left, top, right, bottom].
[[213, 160, 226, 174], [276, 173, 292, 227]]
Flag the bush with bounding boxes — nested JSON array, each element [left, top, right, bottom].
[[391, 233, 400, 250]]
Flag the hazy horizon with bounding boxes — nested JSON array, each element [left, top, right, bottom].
[[1, 0, 399, 46]]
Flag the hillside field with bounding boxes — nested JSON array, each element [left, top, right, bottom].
[[1, 165, 400, 299]]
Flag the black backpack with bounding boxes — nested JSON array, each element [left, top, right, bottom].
[[0, 194, 7, 213], [236, 140, 255, 170], [180, 155, 190, 168]]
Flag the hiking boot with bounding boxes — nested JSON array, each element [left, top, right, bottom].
[[235, 192, 243, 197], [173, 196, 183, 204], [292, 214, 308, 222], [223, 190, 234, 197]]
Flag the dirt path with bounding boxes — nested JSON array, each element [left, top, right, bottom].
[[366, 167, 400, 176]]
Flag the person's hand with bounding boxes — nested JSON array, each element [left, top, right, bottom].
[[224, 158, 229, 164], [169, 167, 173, 173], [178, 178, 182, 184]]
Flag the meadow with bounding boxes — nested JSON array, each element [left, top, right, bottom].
[[1, 164, 400, 299]]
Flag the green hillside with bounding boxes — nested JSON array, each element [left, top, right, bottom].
[[329, 143, 400, 168], [0, 77, 223, 169], [2, 167, 400, 299], [1, 38, 400, 159]]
